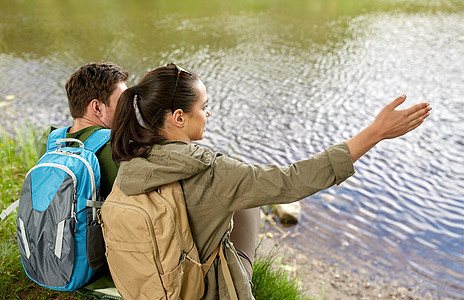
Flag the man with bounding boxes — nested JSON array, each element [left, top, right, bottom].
[[37, 62, 129, 198]]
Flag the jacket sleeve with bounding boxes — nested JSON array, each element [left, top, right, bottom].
[[209, 142, 355, 211]]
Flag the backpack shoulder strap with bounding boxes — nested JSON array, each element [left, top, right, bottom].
[[84, 129, 111, 153], [219, 242, 238, 300], [0, 199, 19, 220], [46, 126, 70, 152]]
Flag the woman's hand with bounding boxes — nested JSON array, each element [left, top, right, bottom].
[[370, 94, 431, 141], [346, 94, 431, 163]]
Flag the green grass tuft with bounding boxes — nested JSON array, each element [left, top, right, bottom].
[[252, 249, 309, 300], [0, 239, 33, 299], [0, 126, 38, 240]]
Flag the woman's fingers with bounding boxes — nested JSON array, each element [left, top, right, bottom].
[[407, 117, 426, 133], [405, 102, 431, 116], [407, 104, 431, 124], [394, 103, 430, 136]]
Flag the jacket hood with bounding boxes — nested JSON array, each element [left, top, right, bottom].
[[117, 140, 215, 195]]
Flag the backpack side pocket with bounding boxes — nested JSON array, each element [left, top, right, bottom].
[[86, 207, 108, 272]]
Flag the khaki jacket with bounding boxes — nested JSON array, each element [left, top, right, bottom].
[[116, 140, 355, 299]]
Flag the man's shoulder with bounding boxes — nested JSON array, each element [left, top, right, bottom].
[[66, 125, 107, 142], [36, 125, 109, 157]]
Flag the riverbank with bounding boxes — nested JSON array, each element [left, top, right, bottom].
[[256, 223, 437, 300], [0, 128, 449, 299]]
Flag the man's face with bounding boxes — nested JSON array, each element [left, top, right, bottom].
[[100, 81, 127, 128]]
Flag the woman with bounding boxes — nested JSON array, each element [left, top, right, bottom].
[[110, 63, 431, 299]]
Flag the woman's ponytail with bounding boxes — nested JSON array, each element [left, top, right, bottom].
[[111, 85, 160, 162]]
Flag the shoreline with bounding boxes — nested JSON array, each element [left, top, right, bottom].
[[256, 228, 439, 300]]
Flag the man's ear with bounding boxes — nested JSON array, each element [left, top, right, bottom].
[[88, 99, 103, 116], [171, 109, 185, 128]]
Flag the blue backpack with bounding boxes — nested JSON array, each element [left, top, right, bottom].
[[16, 127, 110, 291]]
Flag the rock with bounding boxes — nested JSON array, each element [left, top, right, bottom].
[[275, 202, 301, 224]]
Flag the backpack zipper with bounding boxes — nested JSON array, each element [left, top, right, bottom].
[[105, 202, 164, 274], [157, 187, 202, 266], [157, 188, 188, 261]]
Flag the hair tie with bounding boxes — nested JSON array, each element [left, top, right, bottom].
[[132, 86, 148, 129]]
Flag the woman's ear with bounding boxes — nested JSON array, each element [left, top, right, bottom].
[[172, 109, 185, 128]]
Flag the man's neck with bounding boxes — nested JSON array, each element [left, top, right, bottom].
[[69, 117, 106, 133]]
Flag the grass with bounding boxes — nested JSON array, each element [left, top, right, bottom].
[[252, 248, 309, 300], [0, 127, 38, 241], [0, 126, 310, 300]]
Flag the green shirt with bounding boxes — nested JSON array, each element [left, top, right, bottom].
[[36, 125, 118, 199]]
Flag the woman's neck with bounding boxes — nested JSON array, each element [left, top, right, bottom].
[[161, 131, 191, 143]]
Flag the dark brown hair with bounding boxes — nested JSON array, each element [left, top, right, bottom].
[[111, 64, 200, 162], [65, 62, 129, 118]]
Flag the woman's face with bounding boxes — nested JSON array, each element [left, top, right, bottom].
[[184, 80, 211, 141]]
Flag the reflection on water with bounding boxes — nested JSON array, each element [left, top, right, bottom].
[[1, 0, 463, 298]]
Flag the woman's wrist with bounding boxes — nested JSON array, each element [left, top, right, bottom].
[[364, 122, 384, 144], [346, 124, 382, 163]]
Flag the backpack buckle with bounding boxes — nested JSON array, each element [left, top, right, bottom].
[[96, 209, 103, 224]]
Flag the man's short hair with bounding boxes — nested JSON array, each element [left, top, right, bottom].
[[65, 62, 129, 119]]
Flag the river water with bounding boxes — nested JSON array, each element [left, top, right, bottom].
[[0, 0, 463, 298]]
